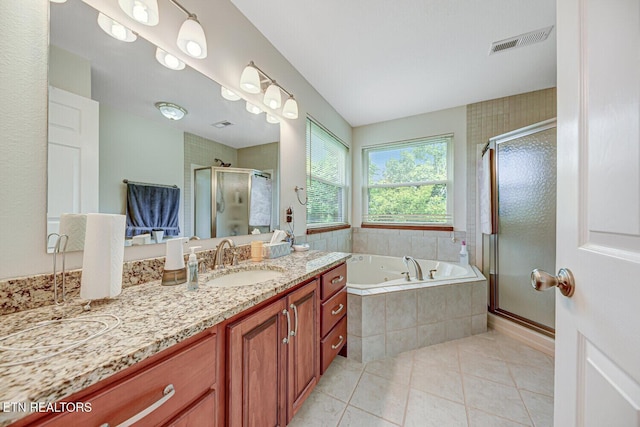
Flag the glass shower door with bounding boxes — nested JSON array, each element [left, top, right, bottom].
[[492, 120, 557, 334]]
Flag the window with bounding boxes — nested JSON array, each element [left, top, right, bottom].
[[306, 118, 349, 228], [363, 134, 452, 225]]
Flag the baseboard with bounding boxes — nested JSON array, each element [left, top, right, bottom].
[[488, 313, 555, 356]]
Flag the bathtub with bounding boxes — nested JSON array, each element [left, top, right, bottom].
[[347, 254, 478, 291], [345, 253, 488, 363]]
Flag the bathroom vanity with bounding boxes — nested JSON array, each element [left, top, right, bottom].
[[0, 251, 349, 427]]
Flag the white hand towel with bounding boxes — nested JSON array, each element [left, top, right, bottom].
[[59, 213, 87, 252], [81, 213, 126, 300]]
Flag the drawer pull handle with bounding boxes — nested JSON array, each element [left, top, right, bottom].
[[331, 275, 344, 285], [331, 335, 344, 350], [282, 309, 291, 344], [290, 304, 299, 337], [331, 304, 344, 316], [101, 384, 175, 427]]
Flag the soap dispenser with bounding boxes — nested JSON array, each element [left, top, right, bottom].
[[459, 240, 469, 265], [187, 246, 201, 291]]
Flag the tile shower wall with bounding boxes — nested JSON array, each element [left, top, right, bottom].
[[466, 88, 557, 265], [352, 227, 468, 263]]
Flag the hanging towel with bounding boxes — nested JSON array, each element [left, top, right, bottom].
[[249, 174, 272, 227], [478, 148, 495, 235], [125, 183, 180, 237]]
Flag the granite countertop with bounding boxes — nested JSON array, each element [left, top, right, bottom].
[[0, 250, 350, 426]]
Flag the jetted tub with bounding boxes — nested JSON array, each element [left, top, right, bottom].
[[345, 254, 487, 363], [346, 254, 478, 290]]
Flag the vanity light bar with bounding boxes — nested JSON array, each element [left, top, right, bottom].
[[239, 61, 298, 119]]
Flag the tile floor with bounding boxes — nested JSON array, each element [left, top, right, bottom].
[[289, 330, 554, 427]]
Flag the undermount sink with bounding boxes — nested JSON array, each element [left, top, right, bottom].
[[205, 268, 285, 287]]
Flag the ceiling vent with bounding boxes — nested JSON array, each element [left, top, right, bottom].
[[212, 120, 234, 128], [489, 26, 554, 55]]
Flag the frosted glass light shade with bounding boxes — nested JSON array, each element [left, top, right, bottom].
[[155, 102, 187, 120], [263, 83, 282, 109], [240, 65, 261, 94], [97, 13, 137, 42], [266, 114, 280, 124], [221, 87, 241, 101], [50, 0, 68, 3], [155, 48, 185, 70], [118, 0, 159, 26], [282, 96, 299, 119], [177, 17, 207, 59], [245, 101, 263, 115]]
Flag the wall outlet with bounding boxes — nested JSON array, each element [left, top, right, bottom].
[[286, 207, 293, 223]]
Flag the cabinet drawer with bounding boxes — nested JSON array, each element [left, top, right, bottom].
[[40, 333, 217, 427], [321, 263, 347, 300], [321, 288, 347, 337], [320, 316, 347, 374]]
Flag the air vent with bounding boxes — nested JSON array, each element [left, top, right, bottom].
[[212, 120, 234, 128], [489, 26, 554, 55]]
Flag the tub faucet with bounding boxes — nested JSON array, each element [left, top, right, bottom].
[[213, 238, 237, 269], [403, 256, 424, 281]]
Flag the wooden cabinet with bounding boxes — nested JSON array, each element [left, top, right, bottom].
[[227, 279, 319, 427], [319, 263, 347, 374], [23, 328, 219, 427]]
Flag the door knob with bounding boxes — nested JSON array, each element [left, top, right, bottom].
[[531, 268, 575, 297]]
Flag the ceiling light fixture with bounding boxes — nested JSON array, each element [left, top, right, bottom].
[[97, 13, 137, 42], [155, 47, 185, 70], [221, 86, 241, 101], [245, 101, 263, 115], [118, 0, 159, 26], [266, 114, 280, 124], [49, 0, 68, 3], [155, 102, 187, 120], [239, 61, 299, 119], [170, 0, 207, 59]]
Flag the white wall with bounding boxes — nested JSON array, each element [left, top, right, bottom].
[[99, 105, 184, 232], [0, 0, 352, 279], [352, 106, 467, 229]]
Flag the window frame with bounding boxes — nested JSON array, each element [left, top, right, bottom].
[[305, 117, 351, 231], [362, 134, 454, 228]]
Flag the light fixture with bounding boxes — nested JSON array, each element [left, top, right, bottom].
[[97, 13, 137, 42], [221, 86, 241, 101], [50, 0, 67, 3], [155, 102, 187, 120], [176, 15, 207, 59], [282, 95, 299, 119], [118, 0, 159, 26], [240, 62, 261, 94], [263, 82, 282, 110], [245, 101, 263, 115], [155, 47, 185, 70], [239, 61, 299, 119], [266, 114, 280, 124]]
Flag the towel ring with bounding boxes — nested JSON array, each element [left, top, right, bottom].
[[295, 186, 307, 205]]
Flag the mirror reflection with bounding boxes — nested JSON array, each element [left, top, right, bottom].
[[47, 0, 280, 251]]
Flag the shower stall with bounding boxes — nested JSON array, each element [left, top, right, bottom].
[[482, 119, 557, 336], [194, 167, 274, 238]]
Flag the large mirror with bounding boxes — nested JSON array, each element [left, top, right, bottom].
[[47, 0, 280, 251]]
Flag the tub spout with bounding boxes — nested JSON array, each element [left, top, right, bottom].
[[402, 256, 424, 281]]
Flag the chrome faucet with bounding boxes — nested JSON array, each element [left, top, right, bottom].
[[402, 256, 424, 281], [213, 238, 237, 269]]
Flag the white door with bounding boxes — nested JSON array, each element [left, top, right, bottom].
[[47, 86, 99, 247], [555, 0, 640, 425]]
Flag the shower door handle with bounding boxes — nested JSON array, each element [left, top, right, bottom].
[[531, 268, 575, 297]]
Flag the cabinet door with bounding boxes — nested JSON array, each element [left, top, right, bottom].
[[286, 280, 320, 422], [228, 298, 288, 427]]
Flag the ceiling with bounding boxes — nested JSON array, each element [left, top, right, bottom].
[[230, 0, 557, 127], [50, 0, 279, 149]]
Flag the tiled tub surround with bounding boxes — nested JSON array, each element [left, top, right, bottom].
[[0, 250, 350, 426], [346, 255, 487, 363], [0, 244, 252, 316]]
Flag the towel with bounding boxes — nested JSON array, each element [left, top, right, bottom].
[[479, 148, 495, 235], [249, 174, 272, 227], [125, 183, 180, 237]]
